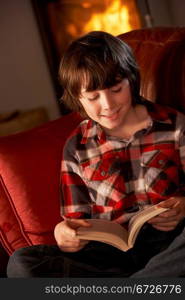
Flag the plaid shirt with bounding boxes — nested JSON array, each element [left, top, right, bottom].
[[60, 100, 185, 224]]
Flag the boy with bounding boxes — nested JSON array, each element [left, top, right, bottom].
[[7, 31, 185, 277]]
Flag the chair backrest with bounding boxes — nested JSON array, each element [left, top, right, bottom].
[[118, 27, 185, 113]]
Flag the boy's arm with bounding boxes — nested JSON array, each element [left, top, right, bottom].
[[54, 157, 92, 252], [55, 134, 92, 251], [148, 125, 185, 231], [60, 157, 92, 219], [60, 130, 92, 219]]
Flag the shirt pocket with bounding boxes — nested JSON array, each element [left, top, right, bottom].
[[80, 157, 126, 206], [81, 156, 120, 181], [141, 148, 180, 197]]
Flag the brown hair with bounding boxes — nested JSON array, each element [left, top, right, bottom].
[[59, 31, 140, 116]]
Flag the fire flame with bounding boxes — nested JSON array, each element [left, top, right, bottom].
[[84, 0, 132, 35]]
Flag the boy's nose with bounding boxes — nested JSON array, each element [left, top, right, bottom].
[[100, 92, 113, 109]]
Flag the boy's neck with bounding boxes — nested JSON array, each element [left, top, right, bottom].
[[105, 104, 150, 139]]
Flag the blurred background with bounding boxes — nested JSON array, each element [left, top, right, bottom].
[[0, 0, 185, 135]]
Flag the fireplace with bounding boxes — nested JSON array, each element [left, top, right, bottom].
[[32, 0, 141, 113]]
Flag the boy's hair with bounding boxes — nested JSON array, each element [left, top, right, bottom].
[[59, 31, 141, 116]]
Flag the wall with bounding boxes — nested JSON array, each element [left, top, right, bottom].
[[148, 0, 173, 26], [169, 0, 185, 26], [137, 0, 185, 27], [0, 0, 60, 120]]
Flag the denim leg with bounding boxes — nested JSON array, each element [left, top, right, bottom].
[[7, 245, 65, 278], [7, 242, 135, 278], [130, 228, 185, 278]]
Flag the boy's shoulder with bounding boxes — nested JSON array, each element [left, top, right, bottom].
[[63, 119, 93, 150], [144, 99, 185, 122], [68, 119, 92, 139]]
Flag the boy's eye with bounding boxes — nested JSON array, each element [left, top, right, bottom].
[[87, 94, 99, 101], [111, 87, 122, 93]]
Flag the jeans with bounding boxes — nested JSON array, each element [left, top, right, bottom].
[[131, 227, 185, 277], [7, 223, 185, 278]]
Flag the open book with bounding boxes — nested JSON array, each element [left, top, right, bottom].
[[76, 204, 169, 252]]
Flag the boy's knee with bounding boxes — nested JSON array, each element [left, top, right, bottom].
[[7, 247, 32, 278]]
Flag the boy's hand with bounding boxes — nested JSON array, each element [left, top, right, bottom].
[[54, 219, 91, 252], [148, 197, 185, 231]]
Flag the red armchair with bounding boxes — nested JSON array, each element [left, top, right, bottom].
[[0, 27, 185, 277]]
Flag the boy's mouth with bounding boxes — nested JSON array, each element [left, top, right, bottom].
[[101, 108, 121, 119]]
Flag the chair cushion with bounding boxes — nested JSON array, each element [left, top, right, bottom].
[[0, 112, 82, 255]]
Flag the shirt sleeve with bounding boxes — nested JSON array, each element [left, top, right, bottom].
[[60, 135, 92, 219]]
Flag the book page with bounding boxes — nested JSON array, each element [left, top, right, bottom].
[[127, 204, 169, 247], [77, 219, 130, 251]]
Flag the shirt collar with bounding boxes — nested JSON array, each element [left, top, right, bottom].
[[80, 119, 106, 144]]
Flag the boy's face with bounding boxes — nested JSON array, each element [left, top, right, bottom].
[[79, 79, 133, 135]]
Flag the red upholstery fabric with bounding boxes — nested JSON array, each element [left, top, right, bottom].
[[0, 112, 82, 255], [118, 27, 185, 113]]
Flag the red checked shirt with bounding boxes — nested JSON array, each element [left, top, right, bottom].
[[60, 100, 185, 224]]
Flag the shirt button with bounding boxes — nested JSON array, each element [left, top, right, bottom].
[[101, 171, 106, 176], [158, 160, 164, 165]]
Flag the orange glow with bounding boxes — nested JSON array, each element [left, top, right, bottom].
[[47, 0, 141, 57], [84, 0, 132, 35]]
